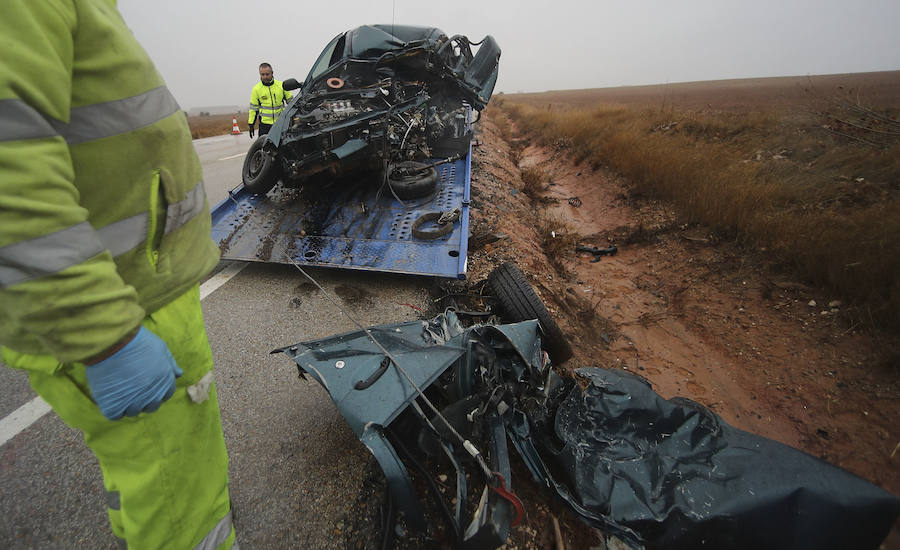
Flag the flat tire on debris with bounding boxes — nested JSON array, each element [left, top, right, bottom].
[[242, 136, 281, 195], [386, 161, 439, 199], [487, 262, 574, 363]]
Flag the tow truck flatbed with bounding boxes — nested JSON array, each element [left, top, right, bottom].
[[209, 151, 471, 279]]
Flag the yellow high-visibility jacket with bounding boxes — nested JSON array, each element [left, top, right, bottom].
[[0, 0, 220, 365], [248, 80, 293, 125]]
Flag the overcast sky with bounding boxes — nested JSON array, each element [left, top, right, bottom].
[[118, 0, 900, 111]]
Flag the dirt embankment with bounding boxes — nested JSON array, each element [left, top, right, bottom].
[[463, 108, 899, 547]]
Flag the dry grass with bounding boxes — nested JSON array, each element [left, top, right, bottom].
[[495, 74, 900, 329], [186, 113, 247, 139], [520, 166, 547, 199]]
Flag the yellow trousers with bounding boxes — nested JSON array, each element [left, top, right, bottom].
[[3, 286, 235, 549]]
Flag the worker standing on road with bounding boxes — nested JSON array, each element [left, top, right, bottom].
[[0, 2, 235, 549], [248, 63, 293, 138]]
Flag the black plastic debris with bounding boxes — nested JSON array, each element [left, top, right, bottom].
[[510, 367, 900, 550], [576, 244, 618, 262]]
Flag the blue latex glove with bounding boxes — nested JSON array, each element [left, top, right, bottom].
[[85, 326, 184, 420]]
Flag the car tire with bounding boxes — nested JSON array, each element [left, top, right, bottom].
[[487, 262, 574, 364], [242, 137, 281, 195], [411, 212, 455, 240], [386, 161, 439, 200]]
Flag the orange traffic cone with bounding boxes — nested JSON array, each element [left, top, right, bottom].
[[231, 116, 241, 135]]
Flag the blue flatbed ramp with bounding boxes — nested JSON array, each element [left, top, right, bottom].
[[210, 152, 471, 279]]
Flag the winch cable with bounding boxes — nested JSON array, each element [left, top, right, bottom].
[[226, 189, 496, 480]]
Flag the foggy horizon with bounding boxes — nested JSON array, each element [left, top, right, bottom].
[[118, 0, 900, 112]]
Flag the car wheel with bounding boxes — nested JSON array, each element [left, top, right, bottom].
[[242, 137, 280, 195], [487, 262, 574, 363], [386, 161, 439, 200]]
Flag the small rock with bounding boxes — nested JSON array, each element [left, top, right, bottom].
[[808, 300, 817, 307], [438, 474, 448, 483], [828, 300, 842, 308]]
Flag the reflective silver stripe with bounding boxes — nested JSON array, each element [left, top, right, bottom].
[[106, 490, 121, 511], [194, 511, 233, 550], [96, 212, 149, 257], [0, 184, 205, 288], [94, 180, 206, 255], [164, 181, 207, 235], [248, 104, 260, 111], [50, 86, 180, 145], [0, 222, 105, 288], [0, 98, 59, 142]]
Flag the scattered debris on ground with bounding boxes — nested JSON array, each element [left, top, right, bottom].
[[330, 103, 899, 549], [459, 107, 900, 548]]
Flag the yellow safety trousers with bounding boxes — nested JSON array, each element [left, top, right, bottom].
[[3, 286, 235, 549]]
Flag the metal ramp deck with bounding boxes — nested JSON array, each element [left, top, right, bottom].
[[210, 151, 471, 278]]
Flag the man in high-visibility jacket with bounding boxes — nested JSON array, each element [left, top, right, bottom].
[[0, 2, 235, 549], [248, 63, 293, 138]]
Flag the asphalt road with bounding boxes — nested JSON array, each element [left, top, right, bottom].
[[0, 133, 434, 548]]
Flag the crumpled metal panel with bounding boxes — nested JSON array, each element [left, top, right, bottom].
[[277, 312, 899, 549], [283, 319, 467, 435], [509, 367, 900, 550], [278, 314, 540, 436]]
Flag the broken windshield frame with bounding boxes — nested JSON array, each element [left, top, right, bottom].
[[305, 33, 345, 85]]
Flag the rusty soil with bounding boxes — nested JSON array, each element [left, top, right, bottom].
[[458, 108, 900, 549]]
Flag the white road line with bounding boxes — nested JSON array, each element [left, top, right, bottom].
[[0, 261, 248, 447], [217, 152, 246, 161], [200, 262, 248, 300], [0, 396, 52, 447], [202, 134, 241, 143]]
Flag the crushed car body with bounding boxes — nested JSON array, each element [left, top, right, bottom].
[[242, 24, 500, 196], [210, 25, 500, 279], [276, 265, 899, 549]]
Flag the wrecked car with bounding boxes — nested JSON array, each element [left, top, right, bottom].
[[277, 263, 900, 549], [242, 24, 500, 198]]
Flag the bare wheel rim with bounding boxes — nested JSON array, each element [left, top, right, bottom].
[[248, 150, 265, 178]]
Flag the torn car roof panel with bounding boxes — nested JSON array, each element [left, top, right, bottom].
[[277, 311, 900, 549]]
